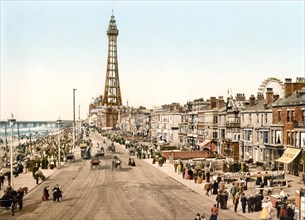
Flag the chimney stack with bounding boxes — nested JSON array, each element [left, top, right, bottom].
[[266, 88, 274, 104], [285, 77, 305, 98], [218, 96, 225, 109], [257, 92, 264, 101], [235, 93, 245, 101], [249, 95, 255, 106], [210, 97, 216, 109]]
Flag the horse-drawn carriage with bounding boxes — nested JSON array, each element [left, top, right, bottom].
[[1, 162, 23, 178], [35, 170, 46, 181], [111, 156, 122, 171], [0, 189, 24, 216], [90, 158, 101, 169], [95, 149, 105, 159], [128, 148, 135, 156], [80, 143, 91, 159], [65, 153, 75, 162], [107, 144, 115, 154]]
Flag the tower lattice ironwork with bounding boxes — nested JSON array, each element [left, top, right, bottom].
[[102, 13, 122, 106]]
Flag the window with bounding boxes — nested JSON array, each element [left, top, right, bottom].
[[265, 113, 268, 123], [256, 131, 259, 142], [303, 110, 305, 122], [263, 131, 269, 144], [287, 110, 290, 123], [233, 134, 237, 141], [276, 130, 281, 144], [246, 130, 252, 141], [292, 111, 295, 122], [257, 114, 259, 123], [301, 132, 305, 148], [213, 116, 218, 124], [221, 129, 225, 139], [287, 131, 291, 145], [249, 114, 252, 123], [291, 132, 294, 146], [278, 111, 281, 122]]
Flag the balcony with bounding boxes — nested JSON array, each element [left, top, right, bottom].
[[226, 121, 240, 128], [294, 121, 305, 128]]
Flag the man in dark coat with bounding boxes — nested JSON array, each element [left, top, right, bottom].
[[240, 193, 247, 213]]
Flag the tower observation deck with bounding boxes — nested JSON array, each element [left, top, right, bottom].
[[102, 13, 122, 106]]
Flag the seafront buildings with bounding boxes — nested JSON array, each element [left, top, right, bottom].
[[90, 77, 305, 176], [86, 13, 305, 176]]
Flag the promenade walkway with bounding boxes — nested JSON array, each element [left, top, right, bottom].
[[0, 165, 59, 197], [144, 158, 304, 220], [1, 148, 304, 219]]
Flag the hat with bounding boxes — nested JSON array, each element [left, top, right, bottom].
[[262, 198, 269, 202]]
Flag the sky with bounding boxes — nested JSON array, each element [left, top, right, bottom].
[[0, 0, 304, 121]]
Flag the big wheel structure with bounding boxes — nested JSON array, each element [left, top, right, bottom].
[[258, 77, 285, 98]]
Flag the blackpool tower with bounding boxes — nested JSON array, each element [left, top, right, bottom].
[[102, 12, 122, 106]]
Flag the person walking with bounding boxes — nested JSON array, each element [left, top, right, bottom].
[[240, 193, 247, 213], [210, 204, 219, 220], [216, 193, 221, 208], [233, 193, 240, 212], [230, 183, 238, 199], [0, 172, 4, 190], [42, 185, 49, 201], [204, 182, 212, 196], [260, 198, 269, 220], [194, 213, 201, 220], [174, 161, 178, 173], [212, 180, 219, 195], [275, 199, 283, 218]]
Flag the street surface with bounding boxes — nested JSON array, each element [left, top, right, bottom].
[[1, 132, 247, 220]]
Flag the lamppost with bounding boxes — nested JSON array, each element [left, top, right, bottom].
[[78, 105, 81, 139], [8, 114, 16, 187], [73, 88, 77, 151], [57, 117, 62, 167]]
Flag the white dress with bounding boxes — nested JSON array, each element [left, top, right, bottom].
[[260, 201, 268, 220]]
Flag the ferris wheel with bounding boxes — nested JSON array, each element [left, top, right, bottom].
[[258, 77, 285, 98]]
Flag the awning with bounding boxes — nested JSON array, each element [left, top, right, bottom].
[[199, 139, 212, 147], [275, 148, 301, 164]]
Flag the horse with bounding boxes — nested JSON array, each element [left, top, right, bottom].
[[0, 187, 24, 214], [17, 187, 28, 195], [107, 145, 115, 153], [112, 158, 122, 171]]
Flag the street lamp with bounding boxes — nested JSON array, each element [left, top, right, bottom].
[[73, 88, 77, 151], [8, 113, 16, 187], [57, 117, 62, 167], [78, 105, 81, 139]]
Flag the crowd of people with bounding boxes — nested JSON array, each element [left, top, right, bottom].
[[171, 158, 296, 220]]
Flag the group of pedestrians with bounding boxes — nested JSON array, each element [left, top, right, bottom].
[[42, 184, 62, 202], [194, 204, 218, 220], [171, 159, 297, 220]]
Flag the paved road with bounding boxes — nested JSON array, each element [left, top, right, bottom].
[[1, 131, 248, 219]]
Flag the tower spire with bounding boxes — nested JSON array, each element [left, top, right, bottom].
[[102, 12, 122, 106]]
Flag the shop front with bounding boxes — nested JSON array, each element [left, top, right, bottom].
[[276, 147, 302, 176]]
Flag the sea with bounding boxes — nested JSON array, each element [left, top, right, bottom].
[[0, 121, 64, 140]]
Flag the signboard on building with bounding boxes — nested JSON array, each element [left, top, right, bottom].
[[232, 142, 239, 161]]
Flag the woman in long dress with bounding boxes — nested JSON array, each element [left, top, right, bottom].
[[260, 199, 269, 220]]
